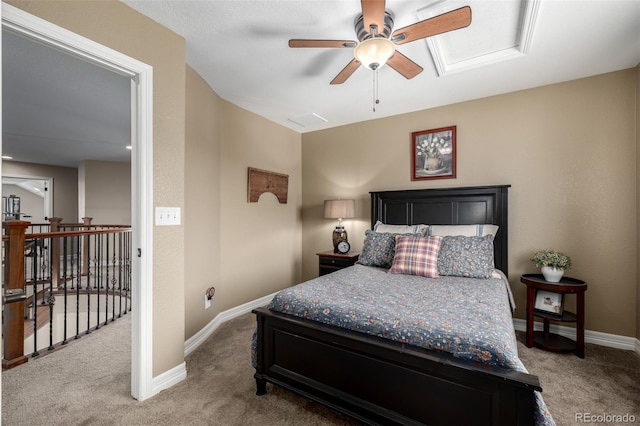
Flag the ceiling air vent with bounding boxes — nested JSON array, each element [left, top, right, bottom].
[[288, 113, 328, 128]]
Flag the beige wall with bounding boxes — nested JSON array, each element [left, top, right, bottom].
[[2, 161, 78, 222], [9, 1, 187, 376], [183, 69, 302, 341], [184, 66, 222, 339], [219, 101, 302, 310], [302, 69, 638, 338], [79, 161, 131, 225]]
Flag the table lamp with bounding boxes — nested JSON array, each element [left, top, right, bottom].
[[323, 199, 355, 252]]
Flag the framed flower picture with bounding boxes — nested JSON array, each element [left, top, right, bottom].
[[411, 126, 457, 181]]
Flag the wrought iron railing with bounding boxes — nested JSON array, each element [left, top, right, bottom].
[[2, 218, 131, 368]]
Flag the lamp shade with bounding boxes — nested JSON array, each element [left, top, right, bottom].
[[323, 199, 355, 219], [354, 37, 395, 71]]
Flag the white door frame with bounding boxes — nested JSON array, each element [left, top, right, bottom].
[[1, 3, 155, 400]]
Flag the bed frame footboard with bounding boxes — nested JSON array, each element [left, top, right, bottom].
[[253, 307, 541, 426]]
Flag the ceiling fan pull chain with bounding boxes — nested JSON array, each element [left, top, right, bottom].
[[372, 70, 380, 112], [372, 70, 375, 112]]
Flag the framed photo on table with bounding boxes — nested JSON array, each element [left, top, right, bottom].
[[534, 290, 564, 315], [411, 126, 456, 181]]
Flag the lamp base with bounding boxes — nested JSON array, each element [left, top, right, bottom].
[[332, 226, 348, 253]]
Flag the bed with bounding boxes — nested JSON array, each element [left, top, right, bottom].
[[252, 185, 552, 426]]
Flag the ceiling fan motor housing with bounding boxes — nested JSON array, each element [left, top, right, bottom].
[[354, 11, 394, 41]]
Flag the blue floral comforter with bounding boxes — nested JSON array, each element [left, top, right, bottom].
[[255, 264, 554, 426]]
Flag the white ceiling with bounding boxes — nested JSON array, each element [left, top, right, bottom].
[[2, 0, 639, 168], [123, 0, 640, 132]]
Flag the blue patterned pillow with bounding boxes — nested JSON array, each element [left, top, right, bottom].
[[437, 235, 495, 278], [357, 230, 402, 268]]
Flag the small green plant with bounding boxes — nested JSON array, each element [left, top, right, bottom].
[[531, 249, 572, 270]]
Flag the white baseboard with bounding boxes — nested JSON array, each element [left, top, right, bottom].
[[183, 291, 279, 357], [151, 361, 187, 397], [513, 318, 637, 351], [149, 291, 277, 398]]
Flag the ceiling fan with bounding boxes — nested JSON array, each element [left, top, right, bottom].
[[289, 0, 472, 85]]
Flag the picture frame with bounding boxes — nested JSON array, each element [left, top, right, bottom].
[[411, 126, 457, 181], [534, 290, 564, 316]]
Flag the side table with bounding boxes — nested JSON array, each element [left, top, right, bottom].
[[316, 251, 359, 276], [520, 273, 588, 358]]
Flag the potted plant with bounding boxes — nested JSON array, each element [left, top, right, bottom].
[[530, 249, 572, 282]]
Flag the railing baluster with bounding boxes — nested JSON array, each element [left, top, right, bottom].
[[61, 237, 68, 346], [74, 234, 81, 340], [118, 232, 123, 318], [86, 233, 92, 335], [95, 234, 101, 329], [39, 239, 49, 306], [48, 218, 61, 291], [31, 237, 40, 357], [47, 237, 55, 351], [126, 232, 131, 313], [81, 217, 92, 277], [105, 231, 110, 325], [111, 232, 116, 322]]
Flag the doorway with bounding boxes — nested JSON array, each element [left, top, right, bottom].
[[2, 176, 52, 222], [1, 4, 154, 400]]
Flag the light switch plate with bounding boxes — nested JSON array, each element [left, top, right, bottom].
[[155, 207, 181, 226]]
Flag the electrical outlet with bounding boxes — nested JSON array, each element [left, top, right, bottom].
[[204, 293, 211, 309]]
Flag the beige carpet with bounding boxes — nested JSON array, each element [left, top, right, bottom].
[[517, 331, 640, 426], [2, 312, 639, 425]]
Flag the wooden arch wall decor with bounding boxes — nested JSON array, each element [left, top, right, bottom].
[[247, 167, 289, 204]]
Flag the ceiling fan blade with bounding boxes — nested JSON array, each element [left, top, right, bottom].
[[330, 58, 361, 85], [361, 0, 386, 35], [387, 51, 423, 79], [392, 6, 471, 45], [289, 39, 357, 48]]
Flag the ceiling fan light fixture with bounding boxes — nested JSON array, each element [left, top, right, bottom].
[[354, 37, 395, 71]]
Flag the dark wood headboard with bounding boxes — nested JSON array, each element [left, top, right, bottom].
[[370, 185, 511, 275]]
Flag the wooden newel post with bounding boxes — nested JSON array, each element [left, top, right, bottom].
[[48, 217, 62, 289], [81, 217, 92, 277], [3, 220, 31, 369]]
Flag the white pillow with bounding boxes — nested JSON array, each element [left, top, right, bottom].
[[373, 220, 428, 236], [428, 224, 499, 237]]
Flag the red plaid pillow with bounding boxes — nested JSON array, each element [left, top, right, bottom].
[[388, 235, 443, 278]]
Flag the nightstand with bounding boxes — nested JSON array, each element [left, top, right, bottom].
[[316, 251, 359, 276], [520, 273, 588, 358]]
